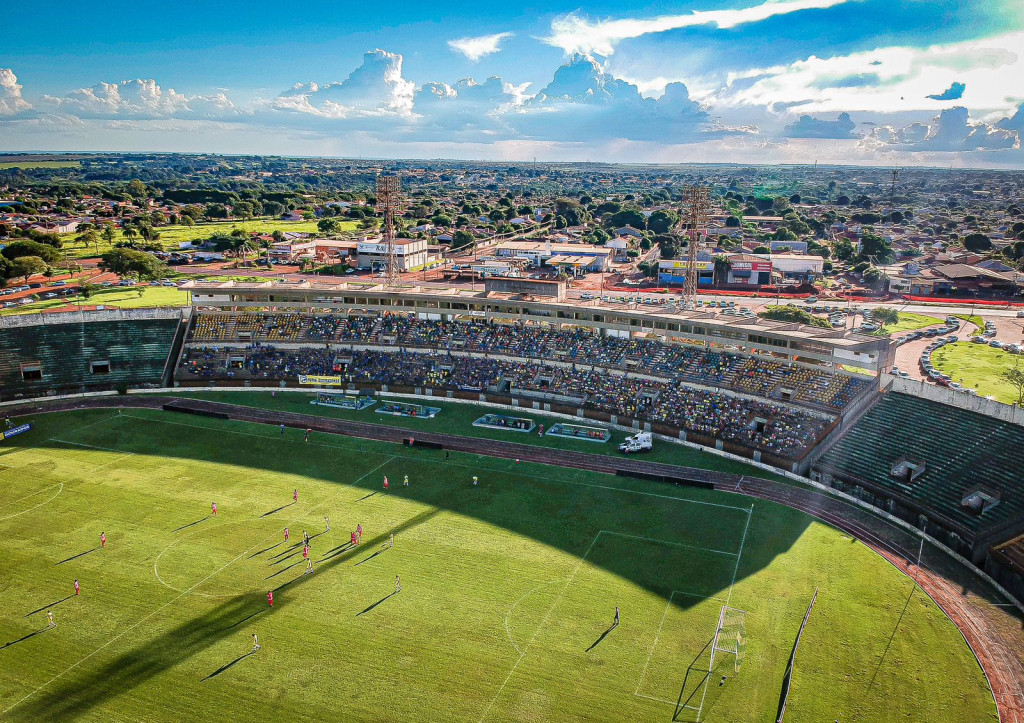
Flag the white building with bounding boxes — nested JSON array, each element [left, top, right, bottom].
[[356, 237, 429, 272]]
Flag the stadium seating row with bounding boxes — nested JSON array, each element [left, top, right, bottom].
[[187, 312, 867, 411]]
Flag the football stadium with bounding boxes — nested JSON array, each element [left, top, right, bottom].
[[1, 287, 1023, 722]]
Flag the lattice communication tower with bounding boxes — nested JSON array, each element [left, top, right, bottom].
[[376, 173, 402, 286], [680, 185, 711, 310]]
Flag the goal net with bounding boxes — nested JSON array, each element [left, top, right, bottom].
[[679, 606, 748, 722]]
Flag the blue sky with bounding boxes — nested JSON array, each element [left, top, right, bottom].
[[2, 0, 1023, 165]]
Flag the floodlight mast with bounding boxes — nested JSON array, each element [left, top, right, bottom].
[[376, 173, 402, 286], [681, 185, 711, 309]]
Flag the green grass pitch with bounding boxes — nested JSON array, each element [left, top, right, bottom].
[[0, 408, 996, 721]]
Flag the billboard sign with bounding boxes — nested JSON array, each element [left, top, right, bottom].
[[0, 423, 32, 442]]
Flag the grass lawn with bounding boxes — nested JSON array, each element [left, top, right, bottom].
[[162, 389, 790, 482], [1, 286, 189, 316], [955, 314, 986, 336], [0, 161, 80, 169], [873, 312, 944, 336], [931, 342, 1023, 404], [59, 219, 361, 260], [0, 408, 994, 722]]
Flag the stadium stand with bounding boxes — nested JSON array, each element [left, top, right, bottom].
[[184, 312, 868, 412], [0, 310, 184, 401], [813, 392, 1024, 563]]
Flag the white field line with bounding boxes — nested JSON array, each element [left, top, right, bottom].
[[634, 589, 728, 706], [0, 483, 62, 510], [0, 484, 63, 523], [599, 530, 740, 557], [478, 531, 603, 722], [503, 580, 558, 655], [117, 413, 751, 514], [0, 455, 396, 718], [50, 439, 137, 473], [725, 504, 755, 607]]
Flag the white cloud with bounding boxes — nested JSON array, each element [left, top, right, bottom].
[[714, 30, 1024, 115], [784, 111, 857, 138], [447, 32, 514, 62], [41, 79, 237, 119], [0, 68, 32, 115], [866, 107, 1019, 151], [543, 0, 851, 57], [273, 49, 414, 118]]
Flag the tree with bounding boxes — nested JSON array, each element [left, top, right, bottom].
[[610, 208, 647, 230], [76, 230, 100, 250], [79, 281, 97, 300], [758, 305, 831, 328], [858, 233, 895, 264], [1004, 365, 1024, 405], [647, 210, 677, 234], [713, 255, 732, 285], [317, 218, 340, 236], [451, 230, 475, 251], [963, 233, 992, 253], [1, 239, 63, 265], [752, 245, 771, 254], [656, 234, 680, 259], [0, 255, 9, 286], [10, 256, 47, 283], [725, 215, 740, 228], [832, 237, 857, 263], [872, 307, 900, 327], [122, 226, 139, 244], [98, 249, 169, 281], [101, 224, 116, 247]]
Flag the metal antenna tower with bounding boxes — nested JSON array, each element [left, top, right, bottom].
[[376, 173, 402, 286], [681, 185, 711, 309]]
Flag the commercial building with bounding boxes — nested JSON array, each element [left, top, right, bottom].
[[659, 259, 714, 286], [756, 254, 824, 282], [495, 240, 611, 270], [356, 237, 429, 272]]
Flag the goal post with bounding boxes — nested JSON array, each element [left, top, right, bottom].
[[712, 605, 748, 674], [682, 605, 748, 722]]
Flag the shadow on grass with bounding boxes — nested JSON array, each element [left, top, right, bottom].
[[354, 548, 387, 567], [14, 509, 439, 718], [172, 516, 209, 533], [55, 547, 99, 566], [201, 651, 255, 681], [1, 627, 49, 650], [248, 541, 283, 559], [24, 595, 75, 618], [260, 501, 295, 518], [266, 561, 302, 580], [357, 591, 397, 617], [585, 623, 616, 652], [356, 491, 378, 502]]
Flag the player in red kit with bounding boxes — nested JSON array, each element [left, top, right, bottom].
[[74, 579, 80, 596], [303, 545, 312, 574], [293, 488, 299, 502], [383, 476, 389, 491], [211, 501, 217, 516], [267, 591, 274, 607], [284, 527, 290, 543], [100, 532, 106, 548]]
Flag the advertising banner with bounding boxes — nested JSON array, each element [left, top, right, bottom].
[[298, 375, 343, 386]]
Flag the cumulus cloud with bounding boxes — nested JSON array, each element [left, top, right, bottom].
[[927, 81, 965, 101], [868, 107, 1019, 151], [542, 0, 850, 56], [274, 49, 414, 118], [447, 32, 514, 62], [784, 112, 856, 138], [716, 31, 1024, 114], [0, 68, 32, 115], [997, 103, 1024, 134], [41, 79, 236, 119]]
